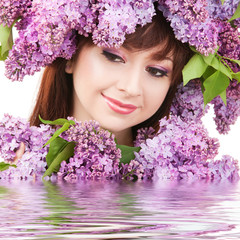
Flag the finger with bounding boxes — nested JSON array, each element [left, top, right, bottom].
[[13, 142, 25, 163]]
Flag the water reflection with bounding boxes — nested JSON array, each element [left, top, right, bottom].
[[0, 179, 240, 239]]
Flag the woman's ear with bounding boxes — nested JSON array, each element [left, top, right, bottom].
[[65, 61, 74, 74]]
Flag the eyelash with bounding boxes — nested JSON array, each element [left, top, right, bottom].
[[102, 50, 168, 78], [102, 50, 125, 63], [145, 66, 168, 78]]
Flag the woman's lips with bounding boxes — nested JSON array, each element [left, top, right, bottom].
[[102, 94, 137, 115]]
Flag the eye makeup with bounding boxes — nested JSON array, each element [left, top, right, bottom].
[[101, 47, 171, 79], [101, 49, 125, 63], [145, 66, 168, 78]]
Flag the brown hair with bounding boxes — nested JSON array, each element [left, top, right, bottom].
[[30, 10, 192, 137]]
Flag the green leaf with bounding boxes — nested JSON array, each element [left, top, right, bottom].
[[46, 137, 70, 167], [203, 55, 232, 79], [0, 24, 13, 61], [219, 89, 227, 105], [0, 162, 17, 171], [39, 115, 75, 126], [189, 46, 199, 53], [229, 59, 240, 67], [39, 116, 76, 147], [232, 72, 240, 82], [229, 2, 240, 21], [182, 53, 208, 85], [202, 52, 216, 65], [43, 141, 75, 178], [43, 122, 70, 147], [117, 145, 141, 165], [202, 66, 216, 80], [203, 71, 230, 105], [221, 0, 225, 4]]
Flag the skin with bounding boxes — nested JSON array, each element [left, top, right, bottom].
[[66, 44, 173, 146]]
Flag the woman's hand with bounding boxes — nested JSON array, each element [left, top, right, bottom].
[[13, 142, 25, 163]]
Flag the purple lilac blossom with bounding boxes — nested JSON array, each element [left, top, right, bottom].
[[0, 114, 54, 180], [157, 0, 218, 56], [217, 21, 240, 72], [1, 0, 239, 81], [58, 119, 121, 181], [208, 155, 239, 180], [211, 80, 240, 134], [3, 0, 156, 81], [206, 0, 240, 21], [91, 0, 155, 47], [170, 80, 209, 123], [134, 115, 222, 180], [0, 0, 32, 27], [0, 116, 239, 181], [4, 0, 94, 81], [134, 127, 156, 147]]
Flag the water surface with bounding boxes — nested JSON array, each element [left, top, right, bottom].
[[0, 179, 240, 239]]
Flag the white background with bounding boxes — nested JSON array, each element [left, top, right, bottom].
[[0, 61, 239, 161]]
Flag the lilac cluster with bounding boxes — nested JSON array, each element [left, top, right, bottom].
[[0, 114, 54, 180], [0, 0, 31, 27], [208, 155, 239, 180], [217, 21, 240, 72], [206, 0, 240, 21], [2, 0, 155, 81], [158, 0, 240, 57], [0, 115, 239, 182], [91, 0, 155, 47], [170, 80, 209, 123], [4, 0, 96, 81], [120, 160, 145, 180], [2, 0, 239, 81], [134, 115, 228, 180], [158, 0, 218, 55], [171, 79, 240, 135], [58, 120, 121, 182], [211, 80, 240, 134]]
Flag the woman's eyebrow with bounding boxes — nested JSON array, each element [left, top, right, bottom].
[[149, 52, 173, 62]]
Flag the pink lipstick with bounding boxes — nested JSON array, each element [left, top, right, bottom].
[[102, 94, 137, 115]]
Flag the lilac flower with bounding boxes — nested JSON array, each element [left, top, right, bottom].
[[4, 0, 91, 81], [208, 155, 239, 180], [158, 0, 218, 55], [3, 0, 156, 81], [120, 160, 145, 180], [211, 80, 240, 134], [58, 120, 121, 181], [206, 0, 240, 21], [2, 0, 239, 82], [217, 21, 240, 70], [0, 115, 239, 182], [134, 127, 156, 147], [0, 114, 54, 180], [134, 115, 221, 180], [170, 80, 209, 123], [91, 0, 155, 47], [0, 0, 32, 27]]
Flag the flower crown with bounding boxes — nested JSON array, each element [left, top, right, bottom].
[[0, 0, 239, 119]]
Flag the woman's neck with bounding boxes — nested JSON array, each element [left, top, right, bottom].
[[113, 128, 133, 146]]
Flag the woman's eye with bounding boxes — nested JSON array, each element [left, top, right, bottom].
[[146, 66, 168, 78], [102, 50, 125, 63]]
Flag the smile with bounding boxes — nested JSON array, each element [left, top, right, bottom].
[[102, 94, 137, 115]]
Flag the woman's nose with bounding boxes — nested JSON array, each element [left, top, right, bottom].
[[116, 67, 142, 97]]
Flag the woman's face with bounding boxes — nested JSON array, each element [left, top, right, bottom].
[[67, 44, 173, 134]]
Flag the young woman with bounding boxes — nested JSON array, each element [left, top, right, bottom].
[[1, 1, 239, 180], [29, 11, 192, 146]]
